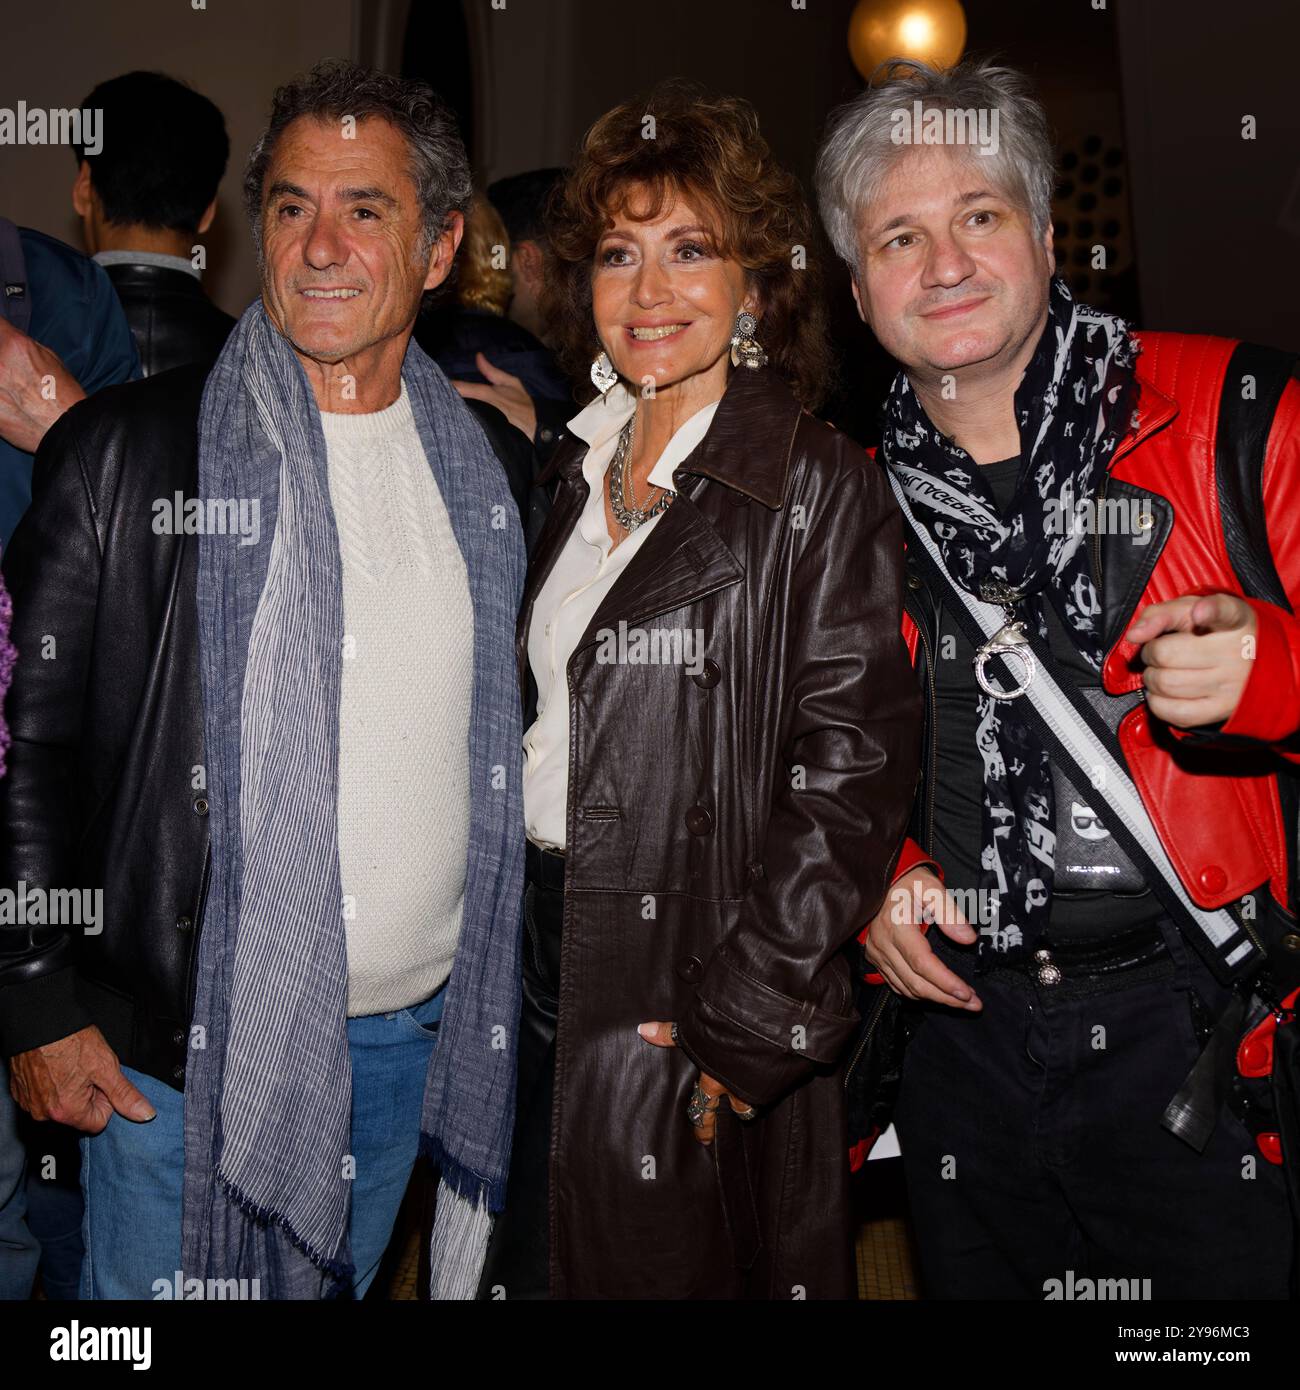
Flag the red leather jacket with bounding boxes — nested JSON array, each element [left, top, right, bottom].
[[885, 329, 1300, 916]]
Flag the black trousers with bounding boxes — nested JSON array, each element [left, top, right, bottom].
[[477, 861, 563, 1300], [894, 923, 1295, 1299]]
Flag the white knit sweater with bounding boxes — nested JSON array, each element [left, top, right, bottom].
[[320, 384, 473, 1017]]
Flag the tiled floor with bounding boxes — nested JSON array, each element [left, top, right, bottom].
[[376, 1167, 425, 1300], [856, 1215, 920, 1299], [852, 1156, 921, 1300], [384, 1213, 422, 1300]]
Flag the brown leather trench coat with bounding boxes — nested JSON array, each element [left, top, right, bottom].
[[518, 364, 921, 1298]]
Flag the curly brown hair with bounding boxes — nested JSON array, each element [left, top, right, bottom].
[[543, 80, 835, 409]]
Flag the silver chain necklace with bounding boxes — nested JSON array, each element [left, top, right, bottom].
[[608, 413, 674, 532]]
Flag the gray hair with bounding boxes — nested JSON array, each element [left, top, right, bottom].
[[243, 58, 472, 263], [815, 57, 1055, 274]]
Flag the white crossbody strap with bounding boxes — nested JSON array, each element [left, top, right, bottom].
[[887, 468, 1256, 973]]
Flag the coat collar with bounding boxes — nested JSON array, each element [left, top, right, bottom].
[[556, 365, 804, 510]]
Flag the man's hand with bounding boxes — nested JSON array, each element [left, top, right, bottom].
[[1125, 593, 1257, 728], [637, 1020, 754, 1145], [8, 1026, 156, 1133], [864, 868, 981, 1010], [452, 352, 537, 440], [0, 318, 86, 454]]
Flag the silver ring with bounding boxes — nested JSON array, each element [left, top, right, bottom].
[[974, 643, 1036, 701], [686, 1083, 720, 1128]]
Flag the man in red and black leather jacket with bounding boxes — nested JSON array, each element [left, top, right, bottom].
[[816, 56, 1298, 1299]]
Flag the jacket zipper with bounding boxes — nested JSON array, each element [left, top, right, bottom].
[[1238, 903, 1267, 957], [843, 977, 893, 1090]]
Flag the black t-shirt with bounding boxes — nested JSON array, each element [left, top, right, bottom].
[[928, 455, 1160, 942]]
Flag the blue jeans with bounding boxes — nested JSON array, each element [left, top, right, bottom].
[[79, 986, 444, 1299], [0, 1065, 40, 1300]]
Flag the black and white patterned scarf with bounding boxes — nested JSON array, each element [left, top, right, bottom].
[[882, 277, 1139, 962]]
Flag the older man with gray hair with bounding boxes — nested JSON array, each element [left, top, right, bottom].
[[819, 57, 1299, 1298], [0, 59, 531, 1300]]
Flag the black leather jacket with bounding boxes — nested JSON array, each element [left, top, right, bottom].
[[102, 261, 235, 377], [0, 363, 537, 1087]]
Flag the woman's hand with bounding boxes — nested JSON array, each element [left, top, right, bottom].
[[452, 352, 538, 440], [638, 1020, 756, 1145]]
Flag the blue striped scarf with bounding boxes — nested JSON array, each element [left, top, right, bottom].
[[182, 301, 525, 1298]]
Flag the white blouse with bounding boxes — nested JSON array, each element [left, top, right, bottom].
[[523, 382, 720, 850]]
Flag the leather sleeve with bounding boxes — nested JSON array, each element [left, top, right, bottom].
[[886, 837, 942, 888], [0, 405, 100, 1055], [1160, 589, 1300, 750], [857, 838, 942, 984], [1166, 378, 1300, 758], [675, 447, 922, 1106], [1218, 596, 1300, 748]]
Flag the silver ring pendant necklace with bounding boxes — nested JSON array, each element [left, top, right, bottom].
[[609, 412, 674, 533]]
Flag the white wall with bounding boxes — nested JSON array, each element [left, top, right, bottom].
[[2, 0, 355, 316]]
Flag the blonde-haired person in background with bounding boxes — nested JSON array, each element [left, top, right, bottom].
[[456, 193, 513, 315], [416, 191, 565, 547]]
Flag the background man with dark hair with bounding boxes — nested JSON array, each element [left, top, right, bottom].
[[72, 70, 235, 377], [485, 166, 564, 349]]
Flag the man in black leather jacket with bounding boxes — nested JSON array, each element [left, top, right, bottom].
[[71, 72, 235, 377], [0, 376, 530, 1077], [0, 61, 536, 1299]]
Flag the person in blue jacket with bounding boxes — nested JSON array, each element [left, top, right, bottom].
[[0, 218, 138, 1300], [0, 221, 141, 545]]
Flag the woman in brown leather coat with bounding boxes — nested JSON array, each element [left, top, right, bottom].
[[479, 82, 921, 1300]]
